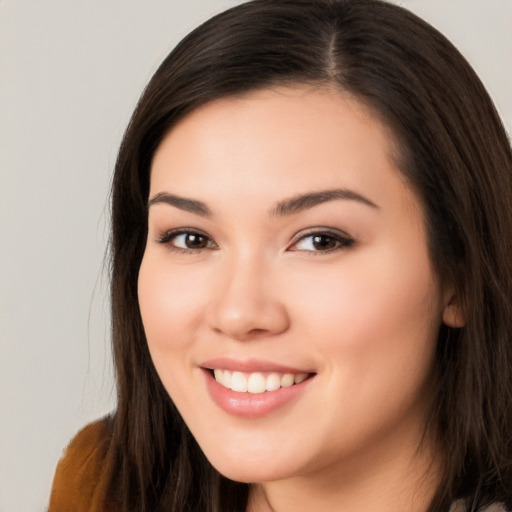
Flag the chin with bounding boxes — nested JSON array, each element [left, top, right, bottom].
[[204, 448, 300, 484], [213, 463, 288, 484]]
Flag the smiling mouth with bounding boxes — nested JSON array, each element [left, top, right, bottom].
[[210, 369, 313, 394]]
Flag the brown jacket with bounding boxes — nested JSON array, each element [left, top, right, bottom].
[[48, 419, 116, 512]]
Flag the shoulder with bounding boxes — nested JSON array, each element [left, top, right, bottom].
[[48, 417, 117, 512]]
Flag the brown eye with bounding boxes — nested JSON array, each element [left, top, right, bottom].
[[311, 234, 338, 251], [183, 233, 208, 249], [290, 230, 354, 253], [157, 229, 216, 252]]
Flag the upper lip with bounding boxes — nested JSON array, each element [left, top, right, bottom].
[[200, 357, 314, 374]]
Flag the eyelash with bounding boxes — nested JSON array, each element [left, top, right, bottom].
[[155, 228, 355, 255], [289, 229, 355, 254], [156, 229, 217, 254]]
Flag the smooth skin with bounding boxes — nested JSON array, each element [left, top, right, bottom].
[[138, 86, 464, 512]]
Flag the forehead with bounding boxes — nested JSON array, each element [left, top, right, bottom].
[[149, 85, 415, 217], [157, 85, 394, 149]]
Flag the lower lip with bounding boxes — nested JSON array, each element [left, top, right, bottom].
[[203, 369, 314, 418]]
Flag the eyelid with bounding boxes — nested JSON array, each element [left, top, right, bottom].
[[288, 228, 355, 253], [154, 226, 354, 254], [155, 227, 218, 252]]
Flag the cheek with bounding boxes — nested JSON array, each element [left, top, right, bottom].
[[288, 251, 442, 453], [288, 245, 442, 380], [137, 254, 207, 357]]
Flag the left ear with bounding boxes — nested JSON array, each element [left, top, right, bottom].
[[442, 287, 466, 328]]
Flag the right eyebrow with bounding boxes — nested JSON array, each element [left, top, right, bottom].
[[147, 192, 212, 217]]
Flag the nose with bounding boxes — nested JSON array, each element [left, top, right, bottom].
[[207, 255, 290, 341]]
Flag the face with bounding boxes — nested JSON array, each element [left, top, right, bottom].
[[138, 86, 456, 486]]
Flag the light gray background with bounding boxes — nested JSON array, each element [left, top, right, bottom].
[[0, 1, 510, 511]]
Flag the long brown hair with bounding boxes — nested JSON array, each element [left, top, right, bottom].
[[108, 1, 512, 510]]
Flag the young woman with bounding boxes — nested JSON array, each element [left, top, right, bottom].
[[48, 1, 512, 511]]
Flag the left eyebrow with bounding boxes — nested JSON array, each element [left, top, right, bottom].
[[270, 188, 378, 217]]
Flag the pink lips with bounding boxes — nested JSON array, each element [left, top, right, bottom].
[[202, 357, 312, 374], [201, 358, 315, 418]]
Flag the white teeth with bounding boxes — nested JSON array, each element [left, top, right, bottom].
[[220, 370, 232, 388], [231, 371, 248, 392], [213, 369, 223, 383], [294, 373, 308, 384], [266, 373, 281, 391], [212, 369, 309, 393], [247, 373, 266, 394], [281, 374, 295, 388]]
